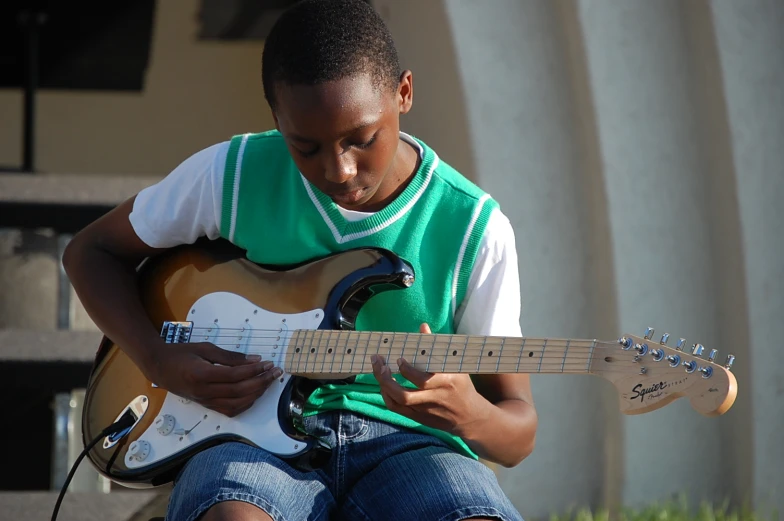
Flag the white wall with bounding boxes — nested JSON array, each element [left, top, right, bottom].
[[387, 0, 781, 518]]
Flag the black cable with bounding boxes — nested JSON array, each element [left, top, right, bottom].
[[51, 409, 137, 521]]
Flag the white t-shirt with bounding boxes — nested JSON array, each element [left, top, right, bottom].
[[130, 140, 522, 338]]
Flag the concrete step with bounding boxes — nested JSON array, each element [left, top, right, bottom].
[[0, 328, 103, 363], [0, 490, 167, 521]]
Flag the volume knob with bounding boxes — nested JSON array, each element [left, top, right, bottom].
[[127, 440, 151, 462], [155, 414, 176, 436]]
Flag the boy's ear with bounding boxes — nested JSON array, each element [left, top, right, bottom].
[[398, 70, 414, 115]]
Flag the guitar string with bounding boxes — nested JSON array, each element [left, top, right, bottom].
[[161, 328, 689, 369], [184, 334, 615, 348], [197, 344, 680, 370]]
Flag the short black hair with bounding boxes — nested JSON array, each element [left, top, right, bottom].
[[261, 0, 401, 109]]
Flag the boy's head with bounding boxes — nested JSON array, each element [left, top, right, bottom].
[[261, 0, 416, 211], [262, 0, 400, 110]]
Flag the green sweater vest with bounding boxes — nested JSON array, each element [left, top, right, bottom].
[[220, 130, 498, 458]]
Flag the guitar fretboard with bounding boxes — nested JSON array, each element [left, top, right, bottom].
[[283, 330, 602, 375]]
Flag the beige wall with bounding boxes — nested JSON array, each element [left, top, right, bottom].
[[0, 0, 275, 176], [372, 0, 476, 182]]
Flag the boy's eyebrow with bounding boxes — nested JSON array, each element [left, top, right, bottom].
[[288, 120, 378, 144]]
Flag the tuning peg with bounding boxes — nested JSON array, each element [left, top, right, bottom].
[[725, 354, 735, 370], [676, 338, 686, 351], [692, 343, 705, 357], [659, 333, 670, 345], [708, 349, 718, 362], [644, 327, 655, 340]]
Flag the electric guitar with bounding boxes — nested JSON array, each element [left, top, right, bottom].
[[80, 240, 738, 488]]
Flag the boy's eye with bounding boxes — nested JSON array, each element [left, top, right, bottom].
[[293, 133, 376, 158], [296, 148, 319, 158], [353, 135, 377, 150]]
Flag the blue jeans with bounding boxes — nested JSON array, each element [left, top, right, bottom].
[[166, 411, 523, 521]]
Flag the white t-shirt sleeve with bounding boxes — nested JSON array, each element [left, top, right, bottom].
[[129, 141, 230, 248], [454, 208, 523, 337]]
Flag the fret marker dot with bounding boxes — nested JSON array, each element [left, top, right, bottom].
[[347, 349, 352, 354], [452, 350, 457, 356], [529, 352, 534, 357], [488, 351, 494, 357], [328, 348, 333, 354], [296, 348, 300, 353], [310, 348, 316, 354], [421, 350, 426, 355], [383, 338, 389, 343]]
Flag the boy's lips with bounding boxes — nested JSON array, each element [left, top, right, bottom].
[[328, 187, 367, 205]]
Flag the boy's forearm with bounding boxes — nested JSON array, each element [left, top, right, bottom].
[[63, 238, 163, 376], [456, 398, 537, 468]]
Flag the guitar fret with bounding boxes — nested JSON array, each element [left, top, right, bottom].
[[443, 335, 452, 372], [338, 331, 345, 374], [296, 329, 304, 373], [561, 339, 571, 373], [307, 329, 317, 372], [516, 338, 526, 372], [327, 330, 336, 374], [496, 337, 505, 373], [354, 335, 370, 372], [332, 330, 340, 373], [476, 337, 485, 372], [459, 336, 467, 372], [311, 329, 318, 373], [318, 330, 327, 373], [538, 339, 546, 373], [324, 330, 334, 372], [388, 333, 396, 367], [426, 334, 435, 372], [302, 331, 309, 373], [588, 339, 596, 372], [344, 330, 353, 373]]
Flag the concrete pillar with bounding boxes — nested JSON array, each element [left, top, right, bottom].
[[577, 0, 729, 506], [711, 0, 784, 514], [444, 1, 618, 516]]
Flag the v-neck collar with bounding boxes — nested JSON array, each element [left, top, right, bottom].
[[300, 132, 438, 244]]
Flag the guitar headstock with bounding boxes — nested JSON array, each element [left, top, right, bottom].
[[591, 327, 737, 416]]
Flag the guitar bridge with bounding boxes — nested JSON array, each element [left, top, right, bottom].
[[160, 321, 193, 344]]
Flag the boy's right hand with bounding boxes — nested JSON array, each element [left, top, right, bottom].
[[145, 341, 284, 418]]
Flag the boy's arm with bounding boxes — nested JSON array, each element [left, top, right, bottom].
[[64, 146, 281, 418], [372, 209, 537, 467]]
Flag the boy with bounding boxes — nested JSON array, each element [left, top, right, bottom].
[[63, 1, 537, 519]]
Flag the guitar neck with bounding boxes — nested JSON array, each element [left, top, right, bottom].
[[284, 330, 606, 375]]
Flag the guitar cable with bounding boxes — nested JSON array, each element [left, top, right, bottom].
[[50, 409, 137, 521]]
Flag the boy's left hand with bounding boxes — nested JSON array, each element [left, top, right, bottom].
[[370, 323, 490, 436]]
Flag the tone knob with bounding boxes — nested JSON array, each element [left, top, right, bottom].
[[155, 414, 176, 436], [127, 440, 151, 462]]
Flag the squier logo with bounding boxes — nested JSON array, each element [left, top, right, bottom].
[[630, 381, 668, 402]]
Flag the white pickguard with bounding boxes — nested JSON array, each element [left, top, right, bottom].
[[126, 291, 324, 469]]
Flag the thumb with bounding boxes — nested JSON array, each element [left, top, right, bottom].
[[419, 323, 432, 334], [197, 343, 260, 366]]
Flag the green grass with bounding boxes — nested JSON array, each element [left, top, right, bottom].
[[549, 497, 778, 521]]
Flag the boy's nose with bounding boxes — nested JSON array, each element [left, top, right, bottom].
[[324, 152, 357, 183]]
